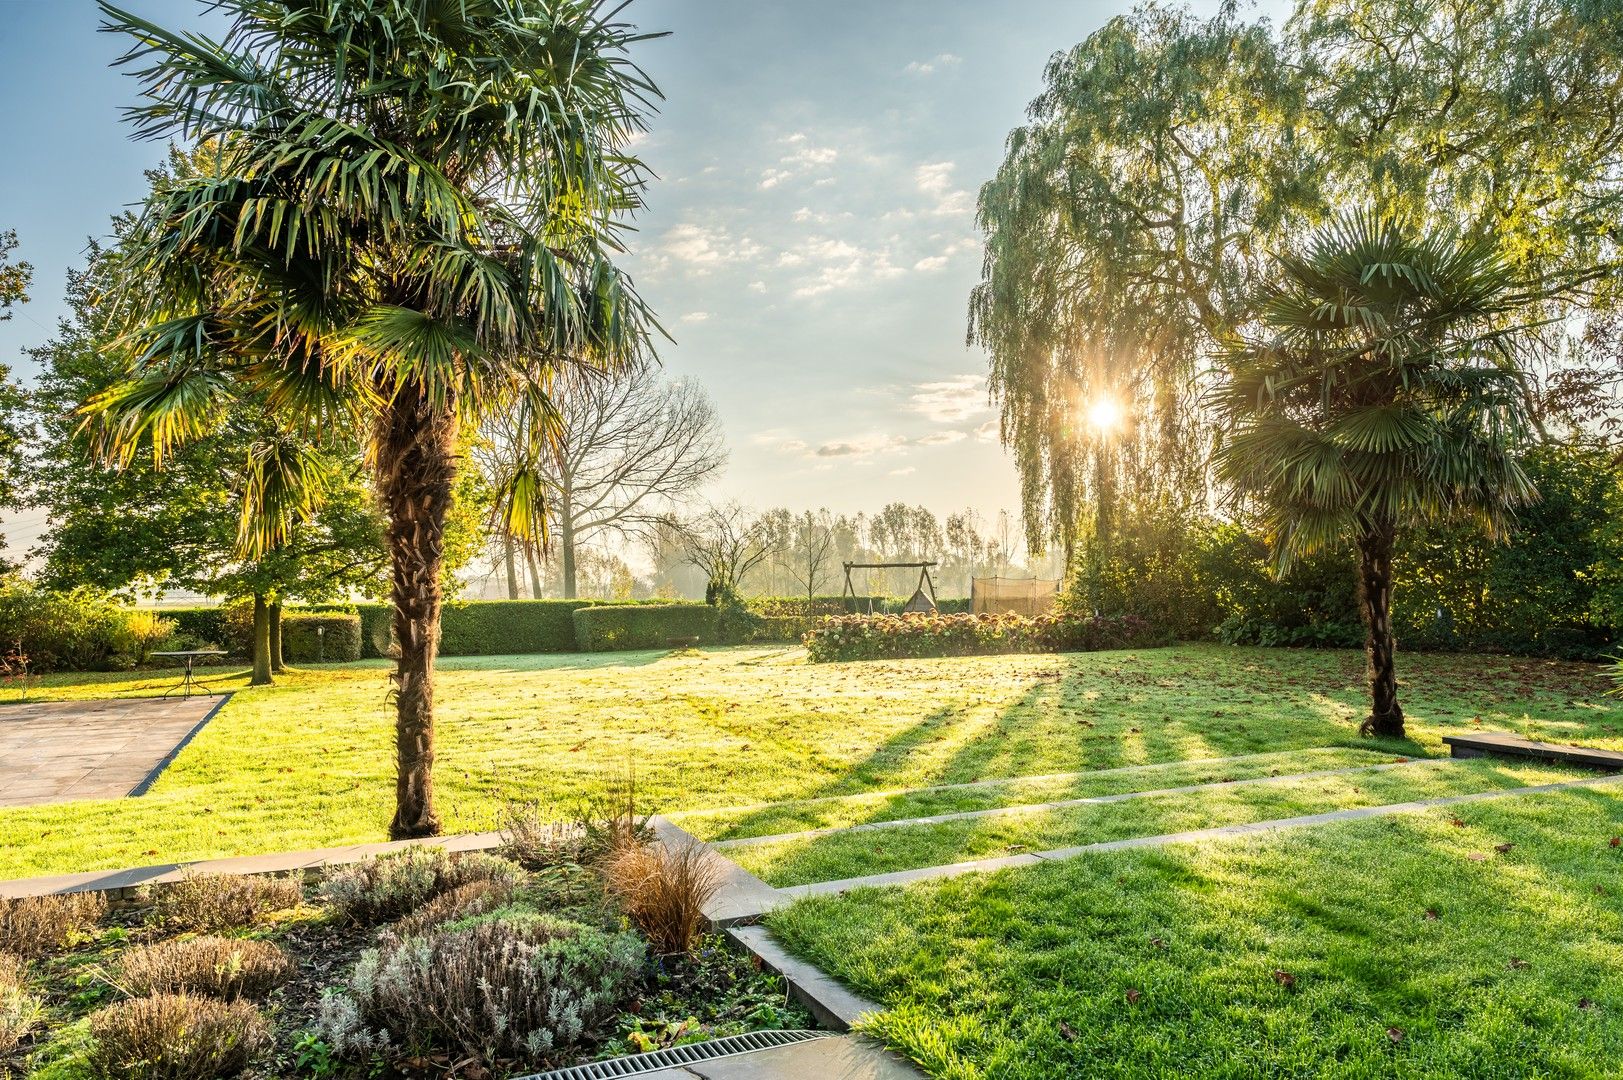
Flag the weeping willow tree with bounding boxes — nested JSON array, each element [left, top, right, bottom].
[[89, 0, 662, 838], [973, 0, 1623, 560]]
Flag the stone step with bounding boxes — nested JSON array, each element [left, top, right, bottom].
[[709, 758, 1448, 851], [1444, 731, 1623, 770]]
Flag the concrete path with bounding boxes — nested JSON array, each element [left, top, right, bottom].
[[0, 695, 225, 807]]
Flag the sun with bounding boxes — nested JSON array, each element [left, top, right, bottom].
[[1085, 396, 1124, 433]]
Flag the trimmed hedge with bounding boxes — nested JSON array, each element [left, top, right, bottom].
[[282, 614, 362, 663], [573, 604, 719, 651], [747, 595, 972, 617], [804, 611, 1162, 663]]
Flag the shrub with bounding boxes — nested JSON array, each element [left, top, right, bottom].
[[573, 603, 718, 651], [747, 595, 885, 618], [319, 912, 644, 1067], [323, 848, 526, 926], [116, 937, 294, 1001], [87, 993, 270, 1079], [0, 584, 174, 673], [747, 615, 822, 643], [601, 840, 721, 955], [155, 607, 230, 653], [0, 892, 107, 956], [149, 872, 303, 932], [497, 803, 586, 869], [281, 613, 362, 663], [384, 879, 518, 943], [0, 952, 42, 1054], [803, 611, 1161, 663]]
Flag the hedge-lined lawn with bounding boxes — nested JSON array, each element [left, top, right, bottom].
[[769, 789, 1623, 1079], [0, 645, 1618, 879]]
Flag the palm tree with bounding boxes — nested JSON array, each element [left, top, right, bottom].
[[1213, 213, 1538, 739], [87, 0, 660, 837]]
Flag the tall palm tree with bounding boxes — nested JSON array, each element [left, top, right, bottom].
[[1213, 213, 1538, 739], [87, 0, 660, 836]]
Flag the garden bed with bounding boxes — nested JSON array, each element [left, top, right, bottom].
[[1, 820, 810, 1080]]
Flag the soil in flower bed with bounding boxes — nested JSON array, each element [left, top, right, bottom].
[[3, 852, 810, 1080]]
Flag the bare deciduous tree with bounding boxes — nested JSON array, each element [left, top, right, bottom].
[[785, 509, 837, 599], [677, 502, 776, 604], [477, 366, 726, 597]]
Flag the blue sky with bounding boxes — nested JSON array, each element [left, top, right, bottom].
[[0, 0, 1254, 547]]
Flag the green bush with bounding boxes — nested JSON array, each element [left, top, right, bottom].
[[158, 607, 231, 652], [573, 604, 720, 650], [281, 613, 361, 663], [805, 612, 1162, 662], [748, 615, 823, 643], [0, 584, 174, 673]]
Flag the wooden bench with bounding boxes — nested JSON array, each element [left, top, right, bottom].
[[1442, 732, 1623, 772]]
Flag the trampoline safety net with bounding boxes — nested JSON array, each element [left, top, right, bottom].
[[971, 576, 1060, 616]]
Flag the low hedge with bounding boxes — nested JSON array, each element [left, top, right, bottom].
[[573, 604, 720, 651], [804, 611, 1162, 663], [282, 614, 362, 663]]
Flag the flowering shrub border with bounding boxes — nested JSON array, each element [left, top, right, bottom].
[[803, 611, 1163, 663]]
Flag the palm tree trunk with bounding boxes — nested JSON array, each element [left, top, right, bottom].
[[250, 593, 273, 686], [376, 386, 457, 839], [524, 541, 544, 599], [269, 600, 285, 673], [1356, 519, 1405, 738], [503, 534, 519, 599]]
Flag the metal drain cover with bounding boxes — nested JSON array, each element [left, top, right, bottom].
[[524, 1029, 833, 1079]]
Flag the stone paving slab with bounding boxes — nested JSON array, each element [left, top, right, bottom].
[[0, 694, 226, 807], [0, 830, 506, 899], [776, 771, 1623, 902], [1444, 731, 1623, 770], [710, 758, 1447, 850], [620, 1035, 921, 1079]]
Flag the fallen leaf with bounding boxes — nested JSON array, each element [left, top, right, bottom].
[[1424, 909, 1440, 921], [1495, 842, 1515, 854], [1387, 1027, 1405, 1044], [1450, 817, 1467, 828], [1508, 957, 1529, 970], [1059, 1021, 1078, 1042], [1610, 836, 1620, 848], [1579, 998, 1595, 1010], [1149, 936, 1166, 949], [1126, 988, 1142, 1005], [1273, 969, 1296, 988]]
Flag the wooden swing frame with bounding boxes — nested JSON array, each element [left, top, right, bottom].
[[841, 561, 938, 613]]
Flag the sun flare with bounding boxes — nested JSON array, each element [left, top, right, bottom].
[[1085, 396, 1124, 433]]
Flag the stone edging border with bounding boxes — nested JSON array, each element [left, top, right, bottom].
[[127, 692, 235, 798]]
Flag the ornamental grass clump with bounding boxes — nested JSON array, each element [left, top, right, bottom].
[[323, 847, 526, 926], [316, 911, 644, 1068], [148, 872, 303, 932], [0, 952, 42, 1054], [116, 937, 293, 1002], [87, 992, 270, 1079], [0, 892, 106, 956], [601, 839, 722, 955]]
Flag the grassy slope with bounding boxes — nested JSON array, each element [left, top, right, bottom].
[[0, 644, 1617, 878], [769, 790, 1623, 1079]]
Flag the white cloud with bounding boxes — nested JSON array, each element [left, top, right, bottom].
[[759, 132, 839, 190], [916, 430, 967, 446], [910, 374, 991, 424], [913, 254, 949, 272], [916, 161, 973, 217], [889, 466, 918, 476], [680, 311, 711, 324], [659, 223, 762, 271], [975, 417, 1000, 443], [814, 434, 909, 459], [904, 53, 962, 76], [748, 280, 767, 293]]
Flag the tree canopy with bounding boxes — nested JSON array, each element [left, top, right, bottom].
[[973, 0, 1623, 555]]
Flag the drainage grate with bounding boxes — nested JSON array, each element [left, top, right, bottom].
[[522, 1029, 831, 1079]]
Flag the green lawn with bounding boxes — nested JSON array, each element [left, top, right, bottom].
[[0, 644, 1618, 879], [769, 789, 1623, 1078], [722, 758, 1594, 887]]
